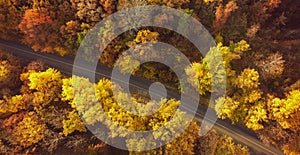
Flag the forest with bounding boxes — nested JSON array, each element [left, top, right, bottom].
[[0, 0, 299, 154]]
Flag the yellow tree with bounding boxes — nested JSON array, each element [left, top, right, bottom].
[[196, 129, 250, 155], [0, 57, 21, 88], [12, 112, 47, 147], [213, 135, 250, 155], [163, 121, 200, 155], [267, 90, 300, 131], [185, 61, 211, 95], [244, 101, 267, 131], [147, 0, 190, 8], [215, 68, 267, 130], [185, 40, 250, 95], [0, 95, 27, 115], [0, 60, 11, 86], [21, 68, 62, 106], [62, 76, 202, 153], [115, 30, 160, 76], [134, 30, 159, 43], [62, 110, 87, 136]]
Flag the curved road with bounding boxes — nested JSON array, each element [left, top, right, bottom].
[[0, 39, 283, 155]]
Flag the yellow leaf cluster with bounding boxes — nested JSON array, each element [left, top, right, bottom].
[[126, 120, 199, 154], [134, 30, 159, 43], [62, 110, 87, 136], [164, 121, 199, 155], [26, 68, 62, 105], [215, 68, 265, 129], [185, 40, 250, 95], [115, 55, 140, 74], [0, 95, 26, 114], [147, 0, 190, 8], [12, 112, 46, 147], [185, 61, 211, 95], [61, 78, 74, 106], [245, 102, 267, 130], [203, 0, 222, 3], [235, 68, 260, 90], [241, 89, 262, 104], [62, 76, 201, 152], [214, 135, 250, 155], [233, 40, 250, 54], [126, 138, 157, 153], [28, 68, 62, 92], [215, 97, 240, 122], [0, 60, 10, 83], [268, 90, 300, 129]]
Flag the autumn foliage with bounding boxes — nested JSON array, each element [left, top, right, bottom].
[[18, 9, 53, 52], [0, 0, 299, 154]]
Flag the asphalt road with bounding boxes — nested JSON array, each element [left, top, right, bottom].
[[0, 39, 284, 155]]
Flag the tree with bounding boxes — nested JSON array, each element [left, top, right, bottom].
[[0, 0, 23, 40], [17, 0, 75, 56], [215, 97, 243, 123], [0, 60, 11, 86], [0, 95, 27, 115], [215, 68, 265, 130], [70, 0, 115, 26], [234, 68, 260, 90], [196, 129, 250, 155], [134, 30, 159, 43], [0, 52, 22, 92], [62, 76, 203, 153], [18, 8, 54, 53], [163, 121, 199, 155], [213, 135, 250, 155], [12, 112, 47, 147], [21, 68, 62, 106], [114, 55, 140, 74], [59, 20, 82, 53], [255, 52, 285, 80], [244, 101, 267, 130], [267, 90, 300, 131], [282, 135, 300, 155], [185, 40, 250, 95], [147, 0, 190, 8], [62, 110, 87, 136], [185, 61, 211, 95], [127, 121, 200, 155], [213, 1, 238, 33], [100, 0, 117, 15]]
